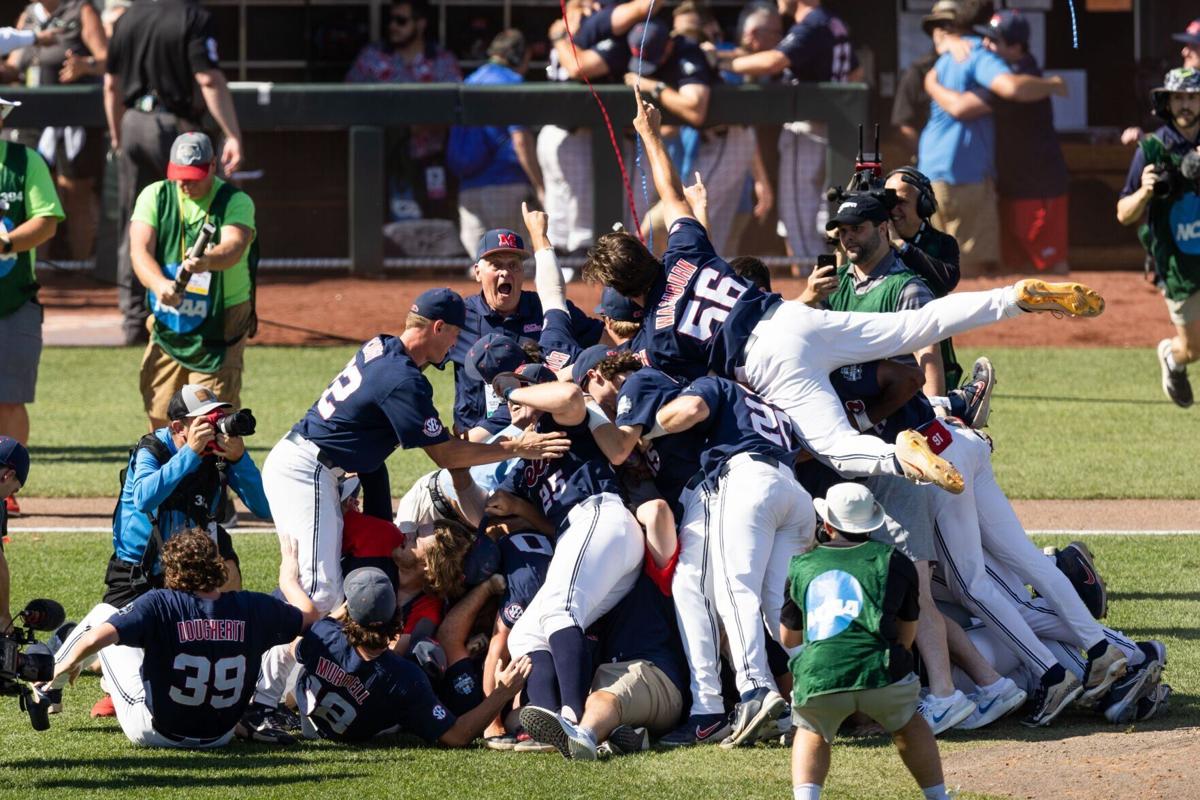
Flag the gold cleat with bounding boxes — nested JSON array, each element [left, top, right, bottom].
[[896, 430, 964, 494], [1014, 279, 1105, 317]]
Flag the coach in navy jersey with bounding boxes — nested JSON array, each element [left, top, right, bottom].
[[449, 229, 602, 433], [39, 530, 321, 748], [296, 566, 531, 745]]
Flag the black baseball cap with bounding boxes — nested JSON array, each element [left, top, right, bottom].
[[343, 567, 397, 626], [167, 385, 233, 421], [514, 362, 557, 385], [410, 287, 467, 328], [975, 10, 1029, 47], [464, 332, 529, 383], [1174, 18, 1200, 47], [825, 194, 890, 230], [594, 287, 644, 322], [0, 435, 29, 487], [571, 344, 624, 388]]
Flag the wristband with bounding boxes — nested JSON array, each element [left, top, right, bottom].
[[585, 399, 611, 431], [854, 409, 873, 432], [642, 419, 668, 440]]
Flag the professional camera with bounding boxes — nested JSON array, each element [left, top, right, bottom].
[[825, 124, 898, 210], [1150, 151, 1200, 199], [203, 407, 257, 438], [0, 598, 66, 731]]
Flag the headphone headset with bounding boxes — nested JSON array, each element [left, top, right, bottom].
[[886, 166, 938, 220]]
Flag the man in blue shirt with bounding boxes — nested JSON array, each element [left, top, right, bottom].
[[918, 8, 1065, 276], [447, 30, 545, 257], [108, 385, 269, 609]]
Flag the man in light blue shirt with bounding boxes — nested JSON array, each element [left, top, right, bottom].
[[447, 30, 544, 256]]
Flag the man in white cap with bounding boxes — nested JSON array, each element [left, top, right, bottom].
[[0, 95, 64, 518], [780, 482, 951, 800]]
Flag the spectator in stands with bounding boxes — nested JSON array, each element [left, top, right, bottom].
[[7, 0, 107, 261], [891, 0, 958, 161], [447, 30, 543, 258], [919, 4, 1065, 277], [105, 0, 244, 345], [347, 0, 461, 223], [728, 0, 860, 268], [0, 95, 64, 518]]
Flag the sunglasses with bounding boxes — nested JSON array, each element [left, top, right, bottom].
[[390, 14, 412, 24]]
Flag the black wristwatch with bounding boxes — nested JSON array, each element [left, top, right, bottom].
[[1, 236, 12, 254], [650, 81, 666, 101]]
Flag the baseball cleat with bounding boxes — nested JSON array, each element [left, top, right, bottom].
[[5, 495, 19, 516], [956, 679, 1027, 730], [1100, 658, 1162, 724], [39, 687, 63, 716], [659, 712, 732, 747], [602, 725, 649, 756], [1157, 339, 1193, 408], [957, 356, 995, 429], [238, 702, 298, 744], [895, 430, 964, 494], [1013, 279, 1105, 317], [918, 690, 976, 735], [1080, 642, 1128, 703], [1138, 640, 1167, 667], [22, 686, 52, 731], [518, 706, 597, 761], [720, 688, 787, 749], [90, 694, 115, 718], [1135, 683, 1172, 721], [1021, 666, 1083, 727], [1054, 541, 1108, 619]]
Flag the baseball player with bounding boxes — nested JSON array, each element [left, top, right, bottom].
[[491, 345, 646, 726], [295, 566, 531, 745], [584, 88, 1104, 494], [248, 288, 568, 732], [36, 530, 320, 747]]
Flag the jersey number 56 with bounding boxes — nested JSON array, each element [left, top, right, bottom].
[[678, 267, 747, 342]]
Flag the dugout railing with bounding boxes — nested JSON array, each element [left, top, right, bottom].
[[4, 82, 867, 275]]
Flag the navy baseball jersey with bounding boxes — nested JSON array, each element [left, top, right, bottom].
[[830, 361, 935, 445], [589, 571, 688, 698], [296, 618, 456, 743], [109, 589, 303, 741], [654, 36, 716, 90], [776, 7, 858, 83], [614, 368, 705, 512], [575, 7, 631, 80], [680, 376, 801, 485], [539, 308, 585, 374], [293, 335, 449, 474], [498, 416, 622, 531], [498, 531, 554, 627], [632, 218, 770, 381], [450, 292, 602, 431]]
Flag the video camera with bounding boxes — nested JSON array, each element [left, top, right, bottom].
[[1150, 150, 1200, 199], [0, 598, 66, 731], [825, 124, 899, 210]]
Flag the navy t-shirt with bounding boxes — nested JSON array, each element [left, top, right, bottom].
[[293, 335, 449, 473], [450, 292, 603, 430], [498, 531, 555, 627], [776, 8, 858, 83], [109, 589, 303, 741], [680, 376, 801, 485], [296, 618, 456, 743], [614, 368, 705, 513], [828, 361, 935, 445], [589, 571, 688, 698], [653, 36, 715, 89], [576, 8, 631, 80]]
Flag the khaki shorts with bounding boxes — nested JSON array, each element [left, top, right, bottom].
[[1165, 291, 1200, 327], [932, 179, 999, 277], [591, 659, 683, 735], [140, 301, 252, 424], [792, 673, 920, 743]]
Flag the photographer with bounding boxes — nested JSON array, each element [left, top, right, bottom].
[[1117, 68, 1200, 409], [108, 385, 267, 610], [0, 436, 30, 634]]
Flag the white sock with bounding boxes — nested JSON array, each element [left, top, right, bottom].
[[793, 783, 822, 800], [922, 783, 950, 800], [929, 395, 951, 409], [1165, 348, 1181, 372]]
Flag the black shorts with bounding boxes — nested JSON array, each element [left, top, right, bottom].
[[103, 526, 240, 607]]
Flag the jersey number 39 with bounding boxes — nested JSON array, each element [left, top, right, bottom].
[[168, 654, 246, 709]]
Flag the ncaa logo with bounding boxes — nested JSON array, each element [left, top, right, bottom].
[[804, 570, 864, 641], [424, 417, 444, 437], [498, 232, 518, 249], [1170, 193, 1200, 255]]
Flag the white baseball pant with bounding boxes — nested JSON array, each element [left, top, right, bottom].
[[692, 126, 756, 256], [254, 433, 345, 707], [671, 483, 724, 716], [508, 493, 644, 658], [929, 423, 1107, 677], [740, 286, 1022, 478], [777, 121, 828, 264], [52, 603, 234, 748], [537, 125, 594, 253], [710, 454, 815, 696]]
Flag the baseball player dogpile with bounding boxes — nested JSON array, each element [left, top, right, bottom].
[[29, 88, 1170, 799]]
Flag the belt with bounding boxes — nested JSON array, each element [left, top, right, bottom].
[[151, 719, 225, 746], [738, 296, 784, 370], [684, 470, 707, 491], [284, 431, 341, 472], [719, 452, 782, 479], [427, 470, 460, 522]]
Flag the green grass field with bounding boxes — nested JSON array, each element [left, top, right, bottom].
[[22, 345, 1200, 500], [0, 532, 1193, 800]]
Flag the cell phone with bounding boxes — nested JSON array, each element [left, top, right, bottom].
[[816, 254, 837, 269]]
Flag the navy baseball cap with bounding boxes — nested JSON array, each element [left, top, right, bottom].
[[343, 567, 397, 626], [463, 534, 500, 586], [411, 287, 466, 328], [594, 286, 644, 323], [0, 436, 29, 487], [514, 362, 557, 385], [826, 193, 890, 230], [975, 10, 1029, 47], [1174, 18, 1200, 46], [571, 344, 624, 388], [464, 332, 529, 383], [476, 229, 530, 262], [629, 20, 671, 75]]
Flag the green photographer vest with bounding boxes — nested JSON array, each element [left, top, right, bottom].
[[827, 264, 963, 389], [0, 143, 35, 319], [148, 181, 259, 373], [1138, 134, 1200, 303]]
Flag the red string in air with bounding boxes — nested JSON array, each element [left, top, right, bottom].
[[557, 0, 644, 241]]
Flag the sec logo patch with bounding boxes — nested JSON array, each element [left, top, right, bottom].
[[505, 603, 524, 621], [433, 704, 447, 720], [424, 417, 444, 437]]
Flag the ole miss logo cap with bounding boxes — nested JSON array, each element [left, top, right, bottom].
[[464, 332, 528, 383], [594, 286, 644, 323], [1174, 18, 1200, 47], [476, 229, 530, 261], [975, 10, 1030, 47], [411, 287, 467, 328]]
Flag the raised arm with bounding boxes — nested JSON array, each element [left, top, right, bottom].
[[523, 202, 565, 314], [631, 85, 693, 230]]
